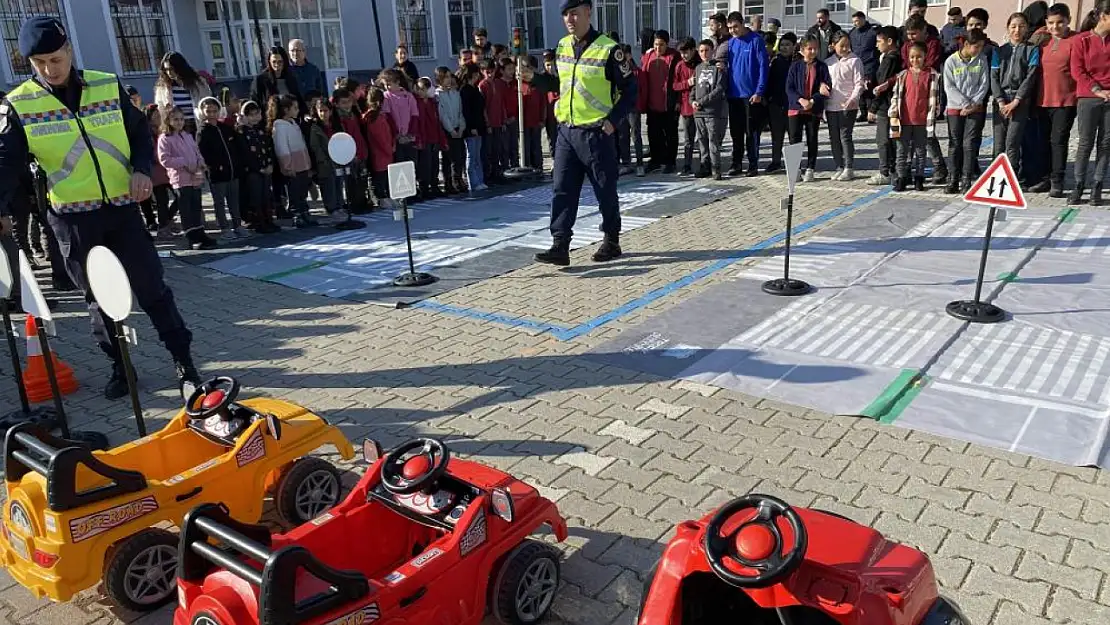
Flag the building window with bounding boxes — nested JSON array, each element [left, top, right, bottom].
[[509, 0, 544, 51], [744, 1, 765, 20], [785, 0, 805, 17], [700, 0, 729, 39], [107, 0, 176, 77], [396, 0, 433, 59], [218, 0, 345, 76], [594, 0, 620, 38], [1, 0, 72, 83], [927, 0, 946, 5], [447, 0, 479, 57], [635, 0, 655, 35], [825, 0, 847, 12], [668, 0, 690, 40], [867, 0, 891, 8]]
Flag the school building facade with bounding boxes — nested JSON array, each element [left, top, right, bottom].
[[0, 1, 1091, 100]]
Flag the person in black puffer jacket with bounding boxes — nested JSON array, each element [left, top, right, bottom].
[[197, 96, 245, 239]]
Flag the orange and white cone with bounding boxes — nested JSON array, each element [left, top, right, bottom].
[[21, 315, 78, 403]]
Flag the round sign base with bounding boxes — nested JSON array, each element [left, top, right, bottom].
[[504, 167, 541, 181], [946, 300, 1006, 323], [761, 278, 813, 297], [335, 218, 366, 231], [393, 272, 438, 288], [65, 429, 111, 451], [0, 406, 61, 437]]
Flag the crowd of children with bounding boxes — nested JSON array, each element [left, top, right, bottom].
[[134, 5, 1110, 251]]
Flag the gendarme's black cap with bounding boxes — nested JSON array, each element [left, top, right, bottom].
[[18, 16, 68, 58], [560, 0, 593, 14]]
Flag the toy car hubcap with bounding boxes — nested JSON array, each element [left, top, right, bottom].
[[125, 544, 177, 604], [515, 558, 557, 620], [295, 469, 340, 519], [193, 618, 219, 625]]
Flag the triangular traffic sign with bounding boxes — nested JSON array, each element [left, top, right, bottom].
[[963, 153, 1027, 210]]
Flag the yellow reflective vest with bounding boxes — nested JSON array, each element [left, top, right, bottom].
[[554, 33, 618, 127], [6, 70, 133, 214]]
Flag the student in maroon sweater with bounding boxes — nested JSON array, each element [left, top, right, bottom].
[[1037, 4, 1078, 197], [415, 77, 446, 199], [363, 87, 396, 203], [521, 56, 547, 171], [1069, 0, 1110, 205], [330, 87, 371, 212], [672, 38, 699, 176], [642, 30, 681, 173], [479, 60, 507, 183], [500, 57, 520, 169], [901, 15, 949, 185]]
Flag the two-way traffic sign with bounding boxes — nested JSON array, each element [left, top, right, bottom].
[[963, 153, 1027, 210]]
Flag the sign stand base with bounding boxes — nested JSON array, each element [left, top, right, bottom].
[[392, 199, 438, 288], [946, 300, 1006, 323], [35, 321, 110, 451], [762, 278, 812, 296], [504, 167, 541, 181]]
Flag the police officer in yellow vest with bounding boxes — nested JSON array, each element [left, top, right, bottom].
[[0, 16, 200, 399], [519, 0, 637, 267]]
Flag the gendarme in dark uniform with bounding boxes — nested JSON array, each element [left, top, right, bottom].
[[0, 16, 199, 398], [524, 0, 637, 267]]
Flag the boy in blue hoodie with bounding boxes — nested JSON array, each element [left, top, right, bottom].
[[723, 11, 769, 176]]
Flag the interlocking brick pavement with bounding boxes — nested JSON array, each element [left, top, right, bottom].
[[0, 132, 1105, 625]]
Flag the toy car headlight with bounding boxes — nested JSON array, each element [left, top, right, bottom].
[[362, 439, 383, 463], [491, 488, 514, 522], [8, 502, 33, 536]]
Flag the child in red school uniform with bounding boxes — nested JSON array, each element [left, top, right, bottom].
[[479, 60, 507, 183], [1036, 3, 1076, 198], [889, 41, 941, 192], [521, 56, 547, 171], [1068, 1, 1110, 205], [330, 87, 371, 212], [364, 87, 397, 203], [500, 57, 520, 169], [672, 38, 699, 176], [415, 77, 447, 199]]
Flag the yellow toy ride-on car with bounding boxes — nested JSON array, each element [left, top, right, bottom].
[[0, 376, 354, 612]]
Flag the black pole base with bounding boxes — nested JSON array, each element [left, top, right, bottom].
[[335, 217, 366, 231], [0, 407, 61, 438], [946, 300, 1006, 323], [393, 272, 438, 287], [64, 430, 111, 451], [762, 278, 813, 296], [504, 167, 541, 181]]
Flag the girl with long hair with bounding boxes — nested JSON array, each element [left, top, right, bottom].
[[154, 52, 212, 134]]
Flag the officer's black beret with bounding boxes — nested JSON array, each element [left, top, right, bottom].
[[559, 0, 593, 14], [18, 16, 68, 58]]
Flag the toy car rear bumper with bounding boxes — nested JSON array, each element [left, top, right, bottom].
[[0, 536, 74, 602]]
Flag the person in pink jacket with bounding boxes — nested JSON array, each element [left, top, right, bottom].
[[157, 106, 216, 250], [826, 31, 866, 180]]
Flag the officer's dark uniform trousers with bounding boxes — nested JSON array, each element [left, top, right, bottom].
[[50, 205, 192, 364], [550, 123, 622, 241]]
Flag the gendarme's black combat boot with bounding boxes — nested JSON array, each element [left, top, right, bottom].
[[535, 240, 571, 266], [175, 355, 200, 389], [592, 234, 622, 262], [104, 361, 130, 400]]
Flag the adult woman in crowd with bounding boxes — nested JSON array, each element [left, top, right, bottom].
[[154, 52, 212, 135], [250, 46, 305, 115]]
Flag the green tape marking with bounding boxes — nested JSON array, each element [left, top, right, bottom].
[[259, 261, 328, 282], [997, 271, 1020, 283], [1057, 207, 1079, 222], [860, 369, 928, 424]]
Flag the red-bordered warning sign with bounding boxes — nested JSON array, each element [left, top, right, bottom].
[[963, 153, 1027, 209]]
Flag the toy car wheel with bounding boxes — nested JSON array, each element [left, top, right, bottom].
[[103, 528, 179, 611], [492, 540, 561, 625], [191, 613, 222, 625], [275, 456, 343, 525]]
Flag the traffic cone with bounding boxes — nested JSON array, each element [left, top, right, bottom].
[[22, 315, 78, 403]]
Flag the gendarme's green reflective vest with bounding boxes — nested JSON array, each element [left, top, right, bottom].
[[554, 32, 618, 127], [6, 70, 132, 214]]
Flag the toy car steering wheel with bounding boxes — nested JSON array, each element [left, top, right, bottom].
[[381, 438, 450, 495], [702, 494, 808, 588], [185, 376, 241, 420]]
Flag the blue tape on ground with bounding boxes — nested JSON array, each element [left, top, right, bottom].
[[412, 300, 571, 334]]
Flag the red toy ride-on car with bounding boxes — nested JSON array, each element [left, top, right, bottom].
[[637, 494, 969, 625], [173, 437, 569, 625]]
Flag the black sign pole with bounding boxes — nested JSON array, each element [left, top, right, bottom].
[[946, 205, 1006, 323], [762, 193, 812, 296], [34, 318, 110, 450], [335, 167, 366, 231], [392, 198, 437, 287], [114, 321, 147, 438]]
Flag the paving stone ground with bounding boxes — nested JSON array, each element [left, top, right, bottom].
[[1, 127, 1107, 625]]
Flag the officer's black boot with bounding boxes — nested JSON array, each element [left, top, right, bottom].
[[592, 234, 622, 262], [104, 361, 130, 400], [175, 355, 201, 389], [535, 240, 571, 266]]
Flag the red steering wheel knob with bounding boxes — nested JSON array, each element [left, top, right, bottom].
[[201, 390, 226, 410], [735, 524, 776, 561], [402, 455, 431, 480]]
